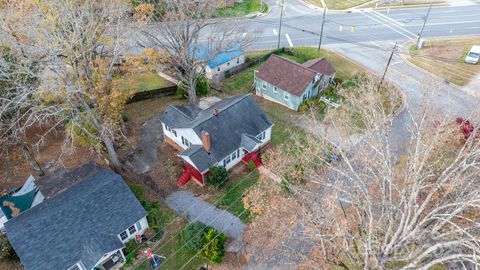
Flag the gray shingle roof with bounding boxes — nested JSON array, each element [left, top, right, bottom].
[[160, 95, 273, 171], [5, 166, 147, 270]]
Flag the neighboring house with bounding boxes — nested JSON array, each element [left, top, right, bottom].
[[0, 176, 44, 233], [193, 44, 245, 81], [159, 94, 273, 187], [254, 54, 336, 111], [4, 163, 148, 270]]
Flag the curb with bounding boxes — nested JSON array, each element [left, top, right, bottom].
[[398, 38, 480, 98]]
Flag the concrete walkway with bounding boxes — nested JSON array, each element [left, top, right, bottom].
[[166, 191, 245, 251]]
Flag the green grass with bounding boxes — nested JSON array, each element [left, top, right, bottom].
[[212, 170, 260, 223], [134, 223, 207, 270], [116, 72, 174, 93], [217, 0, 267, 17]]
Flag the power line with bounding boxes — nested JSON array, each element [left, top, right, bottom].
[[123, 168, 257, 261]]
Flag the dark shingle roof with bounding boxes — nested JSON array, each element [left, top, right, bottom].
[[302, 58, 336, 76], [36, 162, 99, 199], [5, 166, 147, 270], [160, 95, 272, 172], [256, 55, 335, 96]]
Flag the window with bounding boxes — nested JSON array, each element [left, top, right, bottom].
[[129, 225, 137, 235], [182, 136, 191, 147], [68, 264, 81, 270], [217, 67, 220, 72], [223, 156, 231, 167], [262, 82, 267, 89], [236, 57, 240, 64], [227, 62, 230, 66], [135, 221, 142, 231], [120, 231, 128, 241], [273, 86, 278, 93], [172, 130, 177, 137], [232, 150, 237, 160], [284, 92, 289, 100], [256, 131, 265, 141]]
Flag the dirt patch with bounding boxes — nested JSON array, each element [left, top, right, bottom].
[[0, 260, 22, 270], [0, 126, 105, 193], [408, 38, 480, 86]]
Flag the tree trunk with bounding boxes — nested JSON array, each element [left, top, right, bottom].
[[188, 76, 198, 104], [102, 136, 122, 173], [18, 142, 45, 177]]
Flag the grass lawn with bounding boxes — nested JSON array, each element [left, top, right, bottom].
[[116, 72, 174, 93], [407, 37, 480, 86], [124, 95, 180, 125], [222, 47, 364, 144], [210, 170, 260, 223], [134, 222, 206, 270], [217, 0, 267, 17]]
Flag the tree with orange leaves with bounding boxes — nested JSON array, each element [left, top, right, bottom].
[[0, 0, 145, 173]]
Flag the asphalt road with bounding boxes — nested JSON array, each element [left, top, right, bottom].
[[244, 0, 480, 50]]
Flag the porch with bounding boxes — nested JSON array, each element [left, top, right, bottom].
[[95, 250, 125, 270]]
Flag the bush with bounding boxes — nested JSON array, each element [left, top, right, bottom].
[[176, 76, 210, 99], [0, 235, 17, 261], [206, 166, 228, 187], [123, 239, 141, 255], [183, 222, 208, 251], [201, 228, 227, 263], [279, 179, 291, 194], [195, 75, 210, 96], [247, 159, 256, 171]]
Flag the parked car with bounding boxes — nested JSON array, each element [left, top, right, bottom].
[[464, 45, 480, 64]]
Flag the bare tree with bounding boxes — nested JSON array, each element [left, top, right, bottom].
[[138, 0, 251, 104], [243, 77, 480, 269], [0, 0, 132, 172], [296, 83, 480, 269]]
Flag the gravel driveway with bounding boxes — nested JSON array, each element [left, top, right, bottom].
[[166, 191, 245, 247]]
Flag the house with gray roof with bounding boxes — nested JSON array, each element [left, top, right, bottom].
[[159, 94, 273, 187], [4, 163, 149, 270], [254, 54, 336, 110]]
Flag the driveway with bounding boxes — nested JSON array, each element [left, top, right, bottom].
[[123, 116, 163, 174], [166, 191, 245, 251]]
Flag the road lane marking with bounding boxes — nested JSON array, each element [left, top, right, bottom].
[[273, 29, 278, 35], [371, 10, 405, 27], [285, 34, 293, 47], [360, 10, 415, 40], [368, 11, 416, 37]]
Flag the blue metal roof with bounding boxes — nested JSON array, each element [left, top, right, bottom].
[[192, 44, 244, 68]]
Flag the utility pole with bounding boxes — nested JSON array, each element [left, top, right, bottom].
[[318, 6, 327, 50], [416, 2, 432, 48], [378, 43, 397, 92], [277, 0, 285, 49]]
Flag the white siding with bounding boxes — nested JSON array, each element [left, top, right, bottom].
[[118, 216, 149, 243], [205, 55, 245, 79], [162, 123, 201, 149], [217, 148, 244, 171]]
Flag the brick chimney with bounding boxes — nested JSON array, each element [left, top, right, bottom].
[[212, 108, 219, 116], [201, 130, 211, 153]]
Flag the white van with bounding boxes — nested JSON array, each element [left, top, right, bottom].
[[465, 45, 480, 64]]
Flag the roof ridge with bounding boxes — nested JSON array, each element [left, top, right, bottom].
[[171, 105, 196, 120], [191, 94, 251, 129], [270, 54, 318, 76]]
